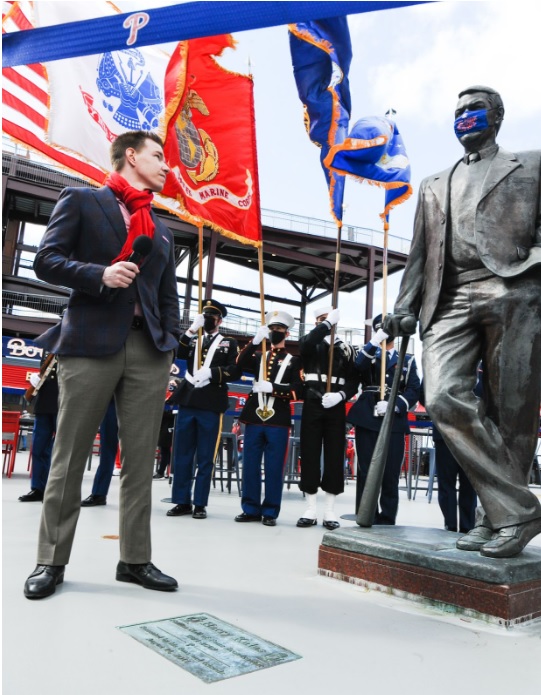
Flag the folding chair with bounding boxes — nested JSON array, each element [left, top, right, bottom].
[[2, 411, 21, 477]]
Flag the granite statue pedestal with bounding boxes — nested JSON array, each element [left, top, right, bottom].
[[318, 526, 541, 627]]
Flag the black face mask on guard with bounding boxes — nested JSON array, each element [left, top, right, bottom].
[[204, 316, 219, 333], [270, 330, 286, 345]]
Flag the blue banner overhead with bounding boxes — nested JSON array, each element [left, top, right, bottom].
[[3, 1, 430, 68]]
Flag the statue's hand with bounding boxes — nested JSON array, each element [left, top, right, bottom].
[[383, 313, 417, 337]]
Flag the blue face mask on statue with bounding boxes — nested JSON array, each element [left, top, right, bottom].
[[453, 108, 490, 138]]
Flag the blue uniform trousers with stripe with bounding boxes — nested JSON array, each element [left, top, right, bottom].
[[241, 424, 289, 519], [171, 406, 221, 507]]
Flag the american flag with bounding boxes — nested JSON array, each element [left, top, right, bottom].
[[2, 1, 107, 183]]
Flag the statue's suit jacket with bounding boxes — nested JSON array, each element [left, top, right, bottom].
[[395, 147, 541, 335], [34, 186, 180, 355]]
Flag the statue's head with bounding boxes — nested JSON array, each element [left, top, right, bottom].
[[454, 85, 505, 151]]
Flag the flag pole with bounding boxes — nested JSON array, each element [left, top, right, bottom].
[[197, 223, 204, 370], [326, 197, 345, 393], [257, 243, 270, 416], [380, 219, 389, 400]]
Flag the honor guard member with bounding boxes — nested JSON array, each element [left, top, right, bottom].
[[167, 299, 240, 519], [297, 306, 359, 529], [347, 315, 420, 524], [234, 310, 302, 526], [19, 352, 59, 502]]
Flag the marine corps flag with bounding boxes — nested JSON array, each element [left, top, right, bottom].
[[162, 35, 262, 247]]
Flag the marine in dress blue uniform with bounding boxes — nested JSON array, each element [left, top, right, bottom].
[[234, 310, 301, 526], [167, 299, 240, 519], [347, 315, 420, 524]]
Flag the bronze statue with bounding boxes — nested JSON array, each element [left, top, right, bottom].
[[385, 86, 541, 558]]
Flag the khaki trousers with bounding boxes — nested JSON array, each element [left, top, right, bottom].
[[37, 329, 173, 565]]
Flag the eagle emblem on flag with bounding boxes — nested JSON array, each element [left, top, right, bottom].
[[96, 49, 163, 132]]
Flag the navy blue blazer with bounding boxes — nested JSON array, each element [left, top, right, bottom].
[[33, 186, 181, 357]]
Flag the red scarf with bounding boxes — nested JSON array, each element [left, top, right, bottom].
[[105, 172, 155, 263]]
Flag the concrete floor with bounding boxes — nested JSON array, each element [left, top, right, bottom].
[[3, 452, 541, 695]]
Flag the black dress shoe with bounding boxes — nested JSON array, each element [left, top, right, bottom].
[[19, 489, 44, 502], [192, 506, 207, 519], [81, 494, 106, 507], [262, 516, 276, 527], [24, 565, 65, 599], [116, 561, 178, 591], [153, 473, 166, 480], [456, 525, 494, 551], [296, 517, 317, 528], [167, 504, 193, 517], [322, 519, 340, 530], [234, 512, 262, 522], [480, 517, 541, 558]]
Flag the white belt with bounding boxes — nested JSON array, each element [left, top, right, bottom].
[[303, 374, 345, 385]]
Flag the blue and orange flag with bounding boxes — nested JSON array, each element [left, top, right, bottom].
[[289, 17, 352, 227], [324, 115, 412, 230]]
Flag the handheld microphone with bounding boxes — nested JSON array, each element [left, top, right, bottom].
[[106, 235, 153, 302], [128, 235, 153, 267]]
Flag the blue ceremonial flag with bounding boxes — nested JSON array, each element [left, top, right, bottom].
[[324, 115, 412, 229], [289, 17, 352, 226]]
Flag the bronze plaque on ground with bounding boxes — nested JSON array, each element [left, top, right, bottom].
[[118, 613, 301, 682]]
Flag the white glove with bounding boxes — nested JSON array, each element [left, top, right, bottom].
[[376, 400, 389, 416], [252, 380, 273, 394], [194, 378, 211, 389], [371, 328, 389, 346], [187, 314, 205, 335], [193, 366, 212, 384], [321, 392, 343, 409], [326, 308, 340, 326], [252, 325, 270, 346], [29, 373, 40, 388]]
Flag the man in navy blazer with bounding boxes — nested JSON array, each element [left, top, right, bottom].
[[24, 131, 181, 599], [385, 86, 541, 558]]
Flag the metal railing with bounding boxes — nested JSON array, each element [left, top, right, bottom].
[[2, 290, 66, 318], [261, 209, 410, 254], [3, 138, 411, 254], [2, 288, 370, 345]]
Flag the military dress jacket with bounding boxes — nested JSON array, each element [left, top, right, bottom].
[[299, 321, 359, 402], [237, 342, 302, 427], [175, 332, 240, 414], [347, 343, 420, 434]]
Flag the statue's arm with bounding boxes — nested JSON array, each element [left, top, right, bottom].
[[535, 155, 541, 246], [394, 182, 428, 319]]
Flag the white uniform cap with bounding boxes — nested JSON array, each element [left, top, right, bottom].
[[313, 305, 333, 320], [265, 310, 295, 329]]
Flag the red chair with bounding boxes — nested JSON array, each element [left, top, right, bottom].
[[2, 411, 21, 477]]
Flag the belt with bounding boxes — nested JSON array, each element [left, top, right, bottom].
[[303, 374, 345, 385], [131, 316, 145, 330], [443, 267, 494, 288]]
